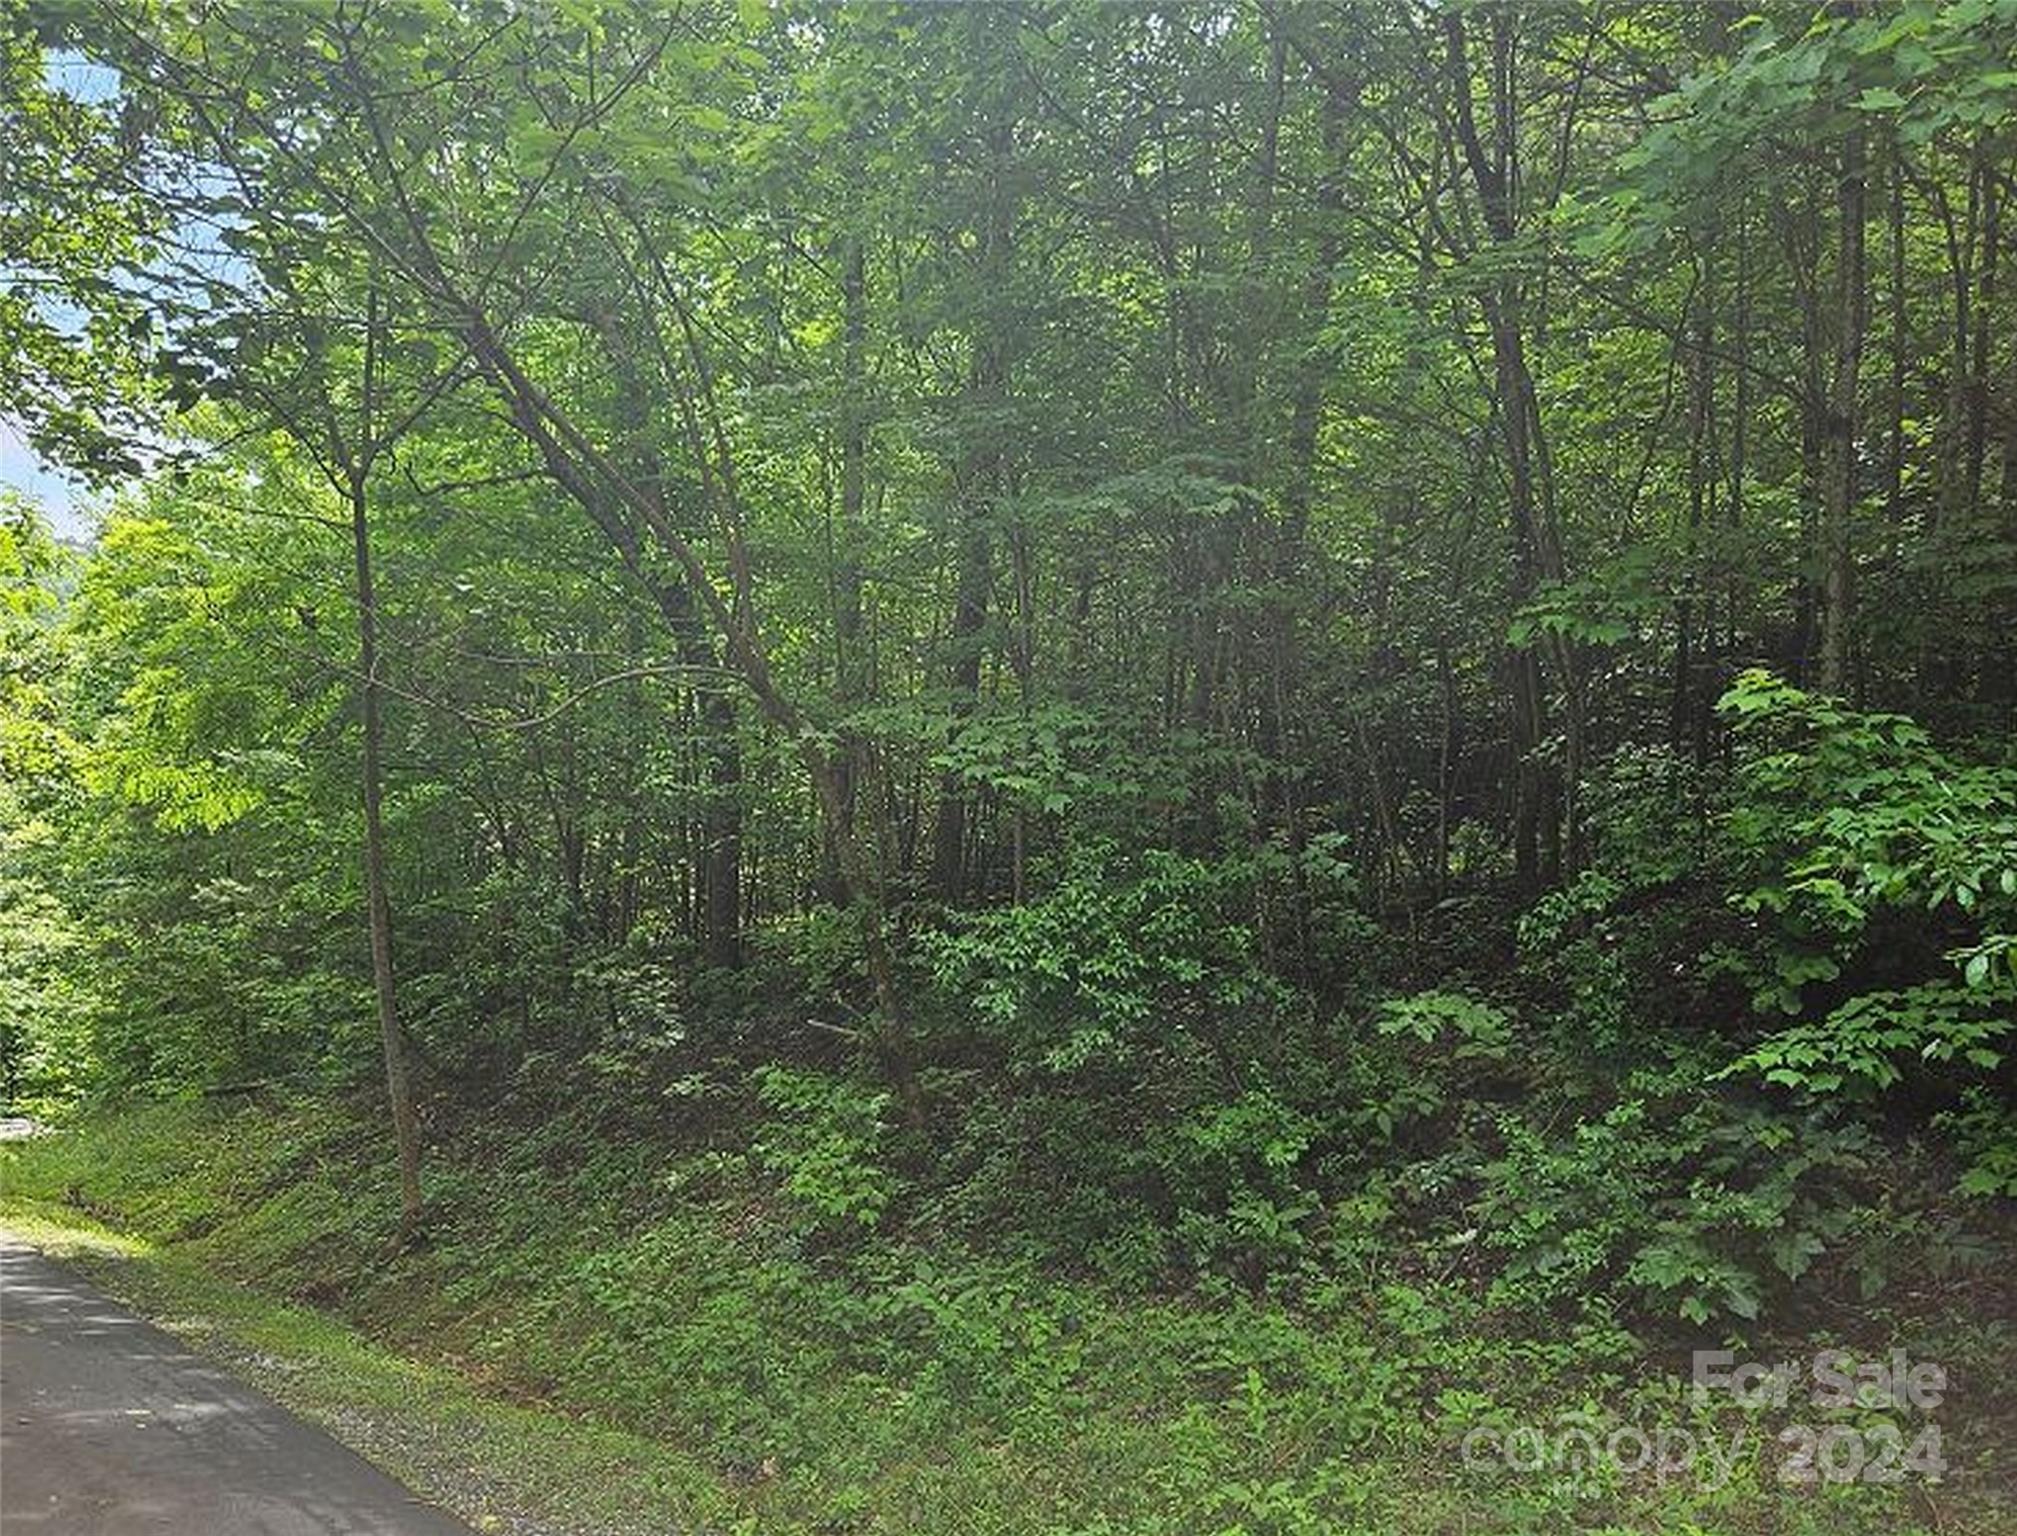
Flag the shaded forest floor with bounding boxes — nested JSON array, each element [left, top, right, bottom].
[[5, 1094, 2013, 1536]]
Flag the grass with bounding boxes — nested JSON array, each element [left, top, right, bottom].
[[4, 1095, 2010, 1535], [0, 1198, 736, 1536]]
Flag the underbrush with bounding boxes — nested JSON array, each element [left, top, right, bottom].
[[7, 1090, 2011, 1535], [7, 681, 2016, 1532]]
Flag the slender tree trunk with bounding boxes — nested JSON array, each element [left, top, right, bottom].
[[1436, 641, 1457, 901], [1964, 155, 2000, 516], [1932, 166, 1976, 537], [1007, 517, 1034, 905], [1444, 10, 1563, 884], [605, 602, 648, 946], [624, 559, 743, 967], [1675, 264, 1711, 757], [1266, 69, 1352, 908], [808, 753, 923, 1129], [2003, 217, 2017, 537], [1884, 156, 1908, 537], [1990, 174, 2017, 711], [1785, 193, 1826, 683], [831, 230, 869, 886], [931, 103, 1013, 902], [699, 689, 741, 968], [1725, 193, 1750, 725], [1820, 119, 1867, 697], [930, 525, 990, 901], [349, 470, 423, 1235]]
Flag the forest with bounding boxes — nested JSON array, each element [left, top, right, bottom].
[[3, 2, 2017, 1533]]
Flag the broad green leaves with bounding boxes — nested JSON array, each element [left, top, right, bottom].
[[1718, 671, 2017, 1119], [1725, 981, 2015, 1095], [1373, 991, 1510, 1060]]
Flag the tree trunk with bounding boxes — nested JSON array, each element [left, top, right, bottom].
[[349, 471, 423, 1236], [930, 524, 990, 901], [1883, 156, 1907, 536], [699, 688, 742, 968], [1264, 67, 1352, 906], [1964, 154, 2000, 516], [830, 230, 869, 888], [1819, 119, 1867, 698], [1675, 263, 1712, 760], [1443, 9, 1565, 884], [931, 102, 1013, 903]]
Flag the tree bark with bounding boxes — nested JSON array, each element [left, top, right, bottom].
[[1964, 154, 2001, 516], [1819, 118, 1867, 697], [1442, 9, 1567, 884], [349, 468, 423, 1236], [1883, 156, 1908, 536], [1675, 260, 1712, 760], [931, 97, 1014, 903], [930, 523, 991, 901], [698, 689, 742, 968], [831, 230, 869, 882]]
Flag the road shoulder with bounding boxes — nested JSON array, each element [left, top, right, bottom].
[[0, 1202, 729, 1536]]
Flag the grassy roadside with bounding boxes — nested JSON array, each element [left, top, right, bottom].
[[0, 1199, 738, 1536], [4, 1098, 2006, 1535]]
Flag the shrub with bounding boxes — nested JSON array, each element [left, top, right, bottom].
[[752, 1065, 896, 1234], [1716, 671, 2017, 1147]]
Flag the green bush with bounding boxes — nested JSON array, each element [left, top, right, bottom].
[[1717, 671, 2017, 1168], [753, 1064, 897, 1233], [924, 839, 1294, 1075]]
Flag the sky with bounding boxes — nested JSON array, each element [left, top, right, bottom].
[[1, 423, 95, 543], [2, 52, 124, 541]]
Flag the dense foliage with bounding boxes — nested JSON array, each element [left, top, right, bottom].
[[4, 1, 2017, 1528]]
